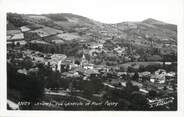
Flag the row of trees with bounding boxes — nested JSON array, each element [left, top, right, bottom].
[[27, 40, 83, 57]]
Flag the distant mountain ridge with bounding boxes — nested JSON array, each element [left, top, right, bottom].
[[142, 18, 177, 32], [7, 13, 177, 52], [143, 18, 167, 25]]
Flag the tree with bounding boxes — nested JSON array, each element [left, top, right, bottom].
[[7, 13, 28, 27], [11, 42, 15, 48], [51, 48, 55, 54], [132, 71, 139, 81], [127, 66, 135, 73], [148, 90, 157, 99], [22, 58, 33, 70], [7, 62, 18, 89], [16, 42, 20, 46], [130, 92, 149, 110], [75, 60, 80, 65], [21, 74, 45, 102], [45, 71, 60, 89]]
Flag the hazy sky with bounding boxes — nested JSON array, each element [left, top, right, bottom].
[[2, 0, 182, 24]]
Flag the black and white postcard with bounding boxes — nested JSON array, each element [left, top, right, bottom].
[[0, 0, 184, 117]]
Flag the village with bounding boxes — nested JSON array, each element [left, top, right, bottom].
[[7, 44, 177, 110], [6, 13, 177, 110]]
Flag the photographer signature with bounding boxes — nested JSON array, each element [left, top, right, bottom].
[[148, 97, 175, 108]]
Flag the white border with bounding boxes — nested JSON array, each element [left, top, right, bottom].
[[0, 0, 184, 117]]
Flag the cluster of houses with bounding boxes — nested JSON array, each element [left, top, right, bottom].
[[7, 46, 177, 110], [105, 68, 176, 96], [10, 46, 176, 85], [11, 48, 101, 77], [7, 28, 26, 45]]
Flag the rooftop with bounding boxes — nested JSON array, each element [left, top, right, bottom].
[[30, 40, 50, 45], [8, 33, 24, 40], [20, 26, 31, 32], [7, 30, 21, 35]]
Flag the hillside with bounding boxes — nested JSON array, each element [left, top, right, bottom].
[[7, 13, 177, 62]]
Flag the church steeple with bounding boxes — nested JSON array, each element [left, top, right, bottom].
[[82, 53, 86, 60], [80, 48, 88, 67]]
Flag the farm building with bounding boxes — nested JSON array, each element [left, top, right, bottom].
[[20, 26, 31, 32]]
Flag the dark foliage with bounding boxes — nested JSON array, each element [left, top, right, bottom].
[[7, 13, 28, 27]]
